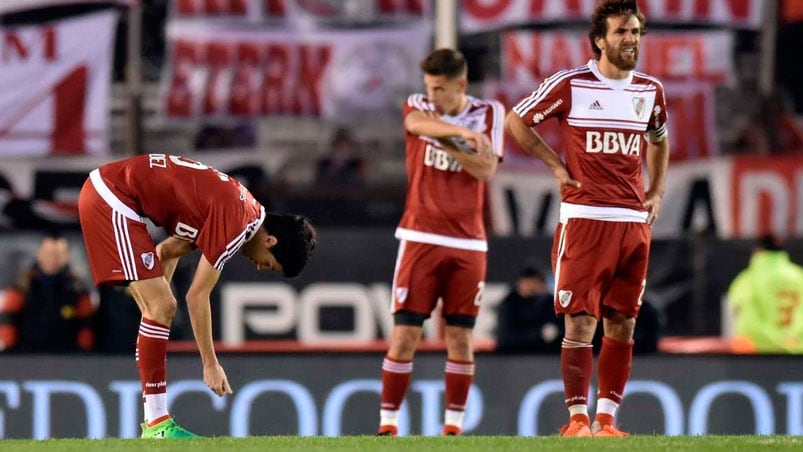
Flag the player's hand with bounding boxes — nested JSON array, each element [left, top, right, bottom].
[[643, 189, 663, 226], [553, 167, 581, 194], [462, 130, 492, 155], [203, 363, 233, 396]]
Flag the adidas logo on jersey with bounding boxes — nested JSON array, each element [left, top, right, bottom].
[[589, 100, 603, 110]]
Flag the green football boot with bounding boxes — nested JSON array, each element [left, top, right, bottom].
[[140, 417, 200, 439]]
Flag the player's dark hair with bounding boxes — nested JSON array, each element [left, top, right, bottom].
[[759, 234, 784, 252], [264, 213, 316, 278], [420, 48, 467, 79], [589, 0, 646, 60]]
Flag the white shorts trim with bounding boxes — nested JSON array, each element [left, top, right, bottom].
[[89, 169, 144, 223], [395, 228, 487, 252], [559, 202, 648, 224]]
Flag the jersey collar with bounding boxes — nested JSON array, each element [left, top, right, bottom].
[[587, 59, 633, 91]]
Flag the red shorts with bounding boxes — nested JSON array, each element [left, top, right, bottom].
[[391, 240, 487, 320], [78, 170, 163, 285], [551, 219, 649, 318]]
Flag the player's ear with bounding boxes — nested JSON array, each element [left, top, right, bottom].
[[458, 77, 468, 92], [595, 36, 605, 53], [265, 234, 278, 248]]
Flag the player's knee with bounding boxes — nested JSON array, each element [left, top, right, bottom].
[[564, 313, 597, 342], [603, 312, 636, 340], [142, 295, 178, 324]]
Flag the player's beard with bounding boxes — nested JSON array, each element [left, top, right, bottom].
[[604, 41, 639, 71]]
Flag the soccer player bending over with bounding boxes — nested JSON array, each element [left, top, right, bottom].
[[378, 48, 505, 436], [78, 154, 316, 438], [505, 0, 670, 437]]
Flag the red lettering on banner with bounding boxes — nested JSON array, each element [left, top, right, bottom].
[[53, 66, 87, 154], [731, 157, 803, 237], [3, 33, 28, 60], [503, 32, 727, 83], [502, 34, 537, 82], [464, 0, 757, 28], [230, 43, 262, 115], [463, 0, 511, 18], [204, 42, 232, 114], [666, 88, 710, 161], [295, 45, 329, 114], [176, 0, 198, 14], [377, 0, 423, 14], [261, 44, 290, 114], [166, 38, 332, 117], [502, 32, 592, 82], [177, 0, 247, 15], [166, 40, 203, 117], [694, 0, 750, 19], [264, 0, 287, 15], [2, 29, 58, 62], [645, 36, 718, 82], [534, 0, 583, 16], [43, 27, 56, 61]]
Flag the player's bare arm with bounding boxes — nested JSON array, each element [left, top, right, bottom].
[[406, 110, 497, 180], [185, 256, 232, 396], [405, 110, 490, 152], [155, 237, 195, 283], [440, 133, 499, 181], [505, 111, 581, 193], [644, 136, 670, 225]]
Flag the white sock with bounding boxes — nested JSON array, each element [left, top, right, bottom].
[[568, 404, 589, 418], [596, 398, 620, 417], [380, 409, 399, 427], [144, 393, 168, 425], [444, 409, 465, 428]]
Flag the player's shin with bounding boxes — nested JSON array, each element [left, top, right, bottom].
[[379, 356, 413, 435], [137, 318, 171, 425]]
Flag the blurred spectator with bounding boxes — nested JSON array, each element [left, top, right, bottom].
[[316, 127, 367, 186], [93, 286, 141, 354], [194, 122, 256, 150], [727, 235, 803, 353], [495, 263, 563, 354], [0, 232, 95, 352]]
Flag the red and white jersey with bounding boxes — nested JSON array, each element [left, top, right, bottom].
[[396, 94, 505, 251], [95, 154, 265, 271], [513, 59, 669, 222]]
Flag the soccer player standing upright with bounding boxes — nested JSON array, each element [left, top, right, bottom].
[[505, 0, 669, 437], [378, 48, 504, 436]]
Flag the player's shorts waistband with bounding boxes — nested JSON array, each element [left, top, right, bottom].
[[559, 202, 648, 223], [89, 169, 144, 223], [395, 228, 488, 252]]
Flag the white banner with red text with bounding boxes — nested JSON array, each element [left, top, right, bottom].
[[501, 30, 735, 84], [169, 0, 427, 24], [0, 10, 116, 156], [0, 0, 131, 16], [460, 0, 764, 33], [488, 156, 803, 240], [160, 20, 431, 119], [483, 80, 720, 162]]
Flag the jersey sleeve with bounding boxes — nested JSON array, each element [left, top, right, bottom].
[[485, 99, 506, 158], [195, 184, 264, 272], [403, 93, 435, 120], [511, 72, 570, 127], [645, 80, 669, 143]]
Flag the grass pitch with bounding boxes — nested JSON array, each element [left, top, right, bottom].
[[1, 435, 802, 452]]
